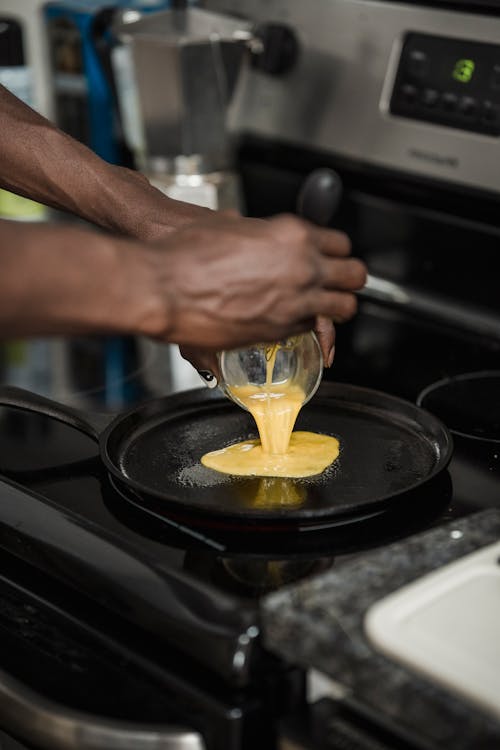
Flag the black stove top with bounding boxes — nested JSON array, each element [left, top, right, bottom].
[[1, 296, 499, 594], [0, 391, 452, 592], [0, 305, 498, 623]]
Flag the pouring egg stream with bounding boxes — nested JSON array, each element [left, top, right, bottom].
[[201, 338, 340, 478]]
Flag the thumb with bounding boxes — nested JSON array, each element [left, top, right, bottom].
[[314, 315, 336, 368]]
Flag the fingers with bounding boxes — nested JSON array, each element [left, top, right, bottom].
[[320, 256, 367, 291], [152, 212, 365, 353], [311, 225, 352, 257], [267, 214, 366, 291], [311, 290, 359, 322], [314, 315, 336, 367], [219, 208, 242, 219], [268, 214, 352, 257]]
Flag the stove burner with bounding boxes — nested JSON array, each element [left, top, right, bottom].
[[417, 370, 500, 443], [183, 551, 335, 596]]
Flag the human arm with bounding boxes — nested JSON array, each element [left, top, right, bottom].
[[0, 84, 211, 240], [0, 214, 366, 347], [0, 219, 157, 338], [0, 85, 365, 353]]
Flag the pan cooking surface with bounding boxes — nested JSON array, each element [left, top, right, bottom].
[[104, 384, 451, 523]]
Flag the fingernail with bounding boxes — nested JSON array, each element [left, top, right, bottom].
[[327, 346, 335, 368], [198, 370, 218, 389]]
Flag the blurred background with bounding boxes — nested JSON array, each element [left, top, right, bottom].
[[0, 0, 220, 411]]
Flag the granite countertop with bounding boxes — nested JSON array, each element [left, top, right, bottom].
[[262, 509, 500, 750]]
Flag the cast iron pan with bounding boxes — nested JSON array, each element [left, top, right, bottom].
[[0, 383, 452, 531]]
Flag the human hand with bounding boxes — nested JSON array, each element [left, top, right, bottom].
[[179, 313, 335, 390], [137, 212, 366, 353]]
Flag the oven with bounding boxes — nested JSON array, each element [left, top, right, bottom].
[[0, 0, 500, 748]]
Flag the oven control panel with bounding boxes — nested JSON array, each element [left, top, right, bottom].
[[207, 0, 500, 195], [391, 33, 500, 136]]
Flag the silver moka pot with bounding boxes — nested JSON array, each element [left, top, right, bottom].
[[111, 6, 260, 211]]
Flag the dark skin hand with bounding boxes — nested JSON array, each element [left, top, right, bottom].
[[146, 212, 365, 346], [176, 215, 364, 375], [0, 84, 367, 367]]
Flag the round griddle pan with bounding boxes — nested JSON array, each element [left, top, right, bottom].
[[0, 383, 453, 531]]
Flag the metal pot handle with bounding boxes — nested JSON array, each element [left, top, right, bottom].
[[0, 666, 205, 750]]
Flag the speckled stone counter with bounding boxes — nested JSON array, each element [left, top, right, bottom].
[[262, 509, 500, 750]]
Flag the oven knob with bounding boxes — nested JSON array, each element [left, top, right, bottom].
[[490, 64, 500, 90], [421, 88, 439, 107], [459, 96, 478, 117], [401, 83, 418, 104], [442, 92, 458, 111], [482, 99, 499, 125], [407, 49, 430, 78], [250, 23, 299, 76]]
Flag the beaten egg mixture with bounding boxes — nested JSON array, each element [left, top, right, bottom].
[[201, 344, 339, 478]]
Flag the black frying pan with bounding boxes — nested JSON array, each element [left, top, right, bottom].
[[0, 383, 452, 531]]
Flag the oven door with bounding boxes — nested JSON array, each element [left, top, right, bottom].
[[0, 677, 204, 750], [279, 696, 430, 750], [0, 553, 206, 750], [0, 730, 31, 750]]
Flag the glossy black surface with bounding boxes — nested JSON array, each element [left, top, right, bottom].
[[418, 370, 500, 440], [107, 383, 451, 525], [0, 367, 475, 599], [238, 138, 500, 312], [0, 382, 452, 529], [0, 539, 287, 750], [0, 399, 453, 542]]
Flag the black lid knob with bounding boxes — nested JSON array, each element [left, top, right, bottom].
[[251, 23, 299, 76]]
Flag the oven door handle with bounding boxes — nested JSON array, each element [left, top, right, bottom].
[[0, 667, 206, 750]]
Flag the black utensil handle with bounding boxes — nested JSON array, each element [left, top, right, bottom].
[[0, 386, 108, 441], [297, 168, 343, 226]]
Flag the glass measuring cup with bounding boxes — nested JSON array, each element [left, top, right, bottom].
[[218, 331, 323, 411]]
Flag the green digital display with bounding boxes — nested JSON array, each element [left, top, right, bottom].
[[452, 58, 475, 83]]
